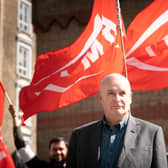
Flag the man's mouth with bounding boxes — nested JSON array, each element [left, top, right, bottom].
[[112, 105, 123, 108]]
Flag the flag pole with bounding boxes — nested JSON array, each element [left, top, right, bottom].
[[116, 0, 128, 78], [5, 91, 12, 105]]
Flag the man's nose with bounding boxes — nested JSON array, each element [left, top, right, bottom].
[[114, 94, 121, 101], [56, 150, 61, 154]]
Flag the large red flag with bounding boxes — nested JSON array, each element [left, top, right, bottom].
[[20, 0, 125, 120], [0, 132, 15, 168], [126, 0, 168, 90], [0, 82, 5, 126]]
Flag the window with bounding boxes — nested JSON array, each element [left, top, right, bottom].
[[17, 0, 33, 145], [18, 0, 32, 34], [16, 34, 32, 79]]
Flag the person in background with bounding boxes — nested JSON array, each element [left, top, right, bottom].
[[67, 73, 168, 168], [9, 104, 68, 168]]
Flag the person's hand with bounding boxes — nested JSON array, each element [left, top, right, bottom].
[[8, 104, 17, 118], [8, 104, 20, 126]]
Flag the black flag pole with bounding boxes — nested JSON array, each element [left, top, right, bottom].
[[116, 0, 128, 78]]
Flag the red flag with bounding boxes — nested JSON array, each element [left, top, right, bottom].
[[0, 82, 5, 126], [20, 0, 125, 120], [0, 132, 15, 168], [126, 0, 168, 90], [0, 83, 15, 168]]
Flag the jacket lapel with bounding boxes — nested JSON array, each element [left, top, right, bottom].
[[118, 116, 139, 167], [86, 120, 102, 168]]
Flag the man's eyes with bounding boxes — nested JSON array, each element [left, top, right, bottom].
[[53, 148, 63, 152], [108, 91, 126, 96], [108, 91, 115, 95], [120, 91, 126, 95]]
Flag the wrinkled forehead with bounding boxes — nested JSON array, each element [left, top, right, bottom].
[[99, 74, 131, 92]]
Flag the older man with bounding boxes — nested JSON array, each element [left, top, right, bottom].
[[67, 73, 167, 168]]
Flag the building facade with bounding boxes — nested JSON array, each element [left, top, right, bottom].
[[0, 0, 36, 155]]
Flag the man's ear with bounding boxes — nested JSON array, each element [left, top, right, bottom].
[[98, 93, 103, 104], [130, 91, 133, 104]]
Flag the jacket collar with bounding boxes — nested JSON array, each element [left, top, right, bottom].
[[118, 116, 139, 167]]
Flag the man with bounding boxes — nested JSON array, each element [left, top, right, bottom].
[[9, 105, 68, 168], [67, 73, 168, 168]]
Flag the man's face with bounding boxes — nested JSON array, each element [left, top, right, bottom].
[[99, 75, 132, 125], [49, 141, 68, 163]]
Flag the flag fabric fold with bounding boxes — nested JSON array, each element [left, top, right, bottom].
[[126, 0, 168, 90], [0, 132, 15, 168], [20, 0, 125, 120]]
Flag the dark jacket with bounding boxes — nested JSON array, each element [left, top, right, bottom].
[[67, 115, 168, 168], [26, 156, 65, 168]]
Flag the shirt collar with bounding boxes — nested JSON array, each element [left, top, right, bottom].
[[102, 114, 129, 130]]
